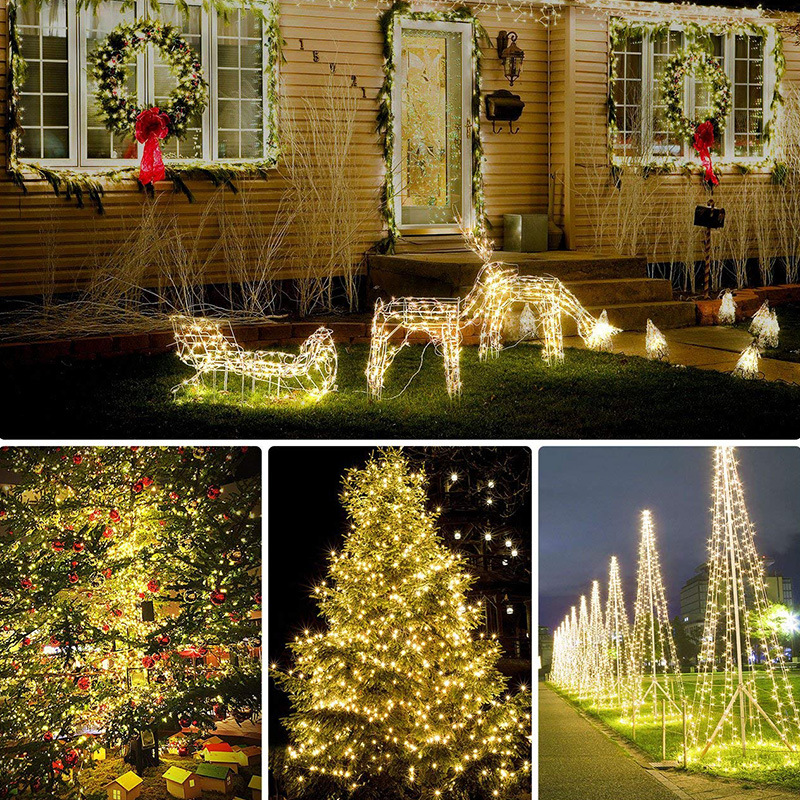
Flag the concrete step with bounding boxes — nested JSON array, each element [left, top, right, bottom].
[[563, 301, 696, 334], [563, 278, 674, 307], [368, 251, 648, 300]]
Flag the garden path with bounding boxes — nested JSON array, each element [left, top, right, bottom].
[[566, 328, 800, 383]]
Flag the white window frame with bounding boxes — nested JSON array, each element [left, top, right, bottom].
[[391, 17, 474, 236], [613, 22, 776, 165], [19, 0, 271, 169]]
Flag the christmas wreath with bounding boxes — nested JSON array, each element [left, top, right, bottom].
[[660, 46, 731, 141], [88, 20, 208, 183]]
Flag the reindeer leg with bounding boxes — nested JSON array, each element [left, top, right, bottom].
[[442, 326, 462, 397], [366, 324, 392, 400]]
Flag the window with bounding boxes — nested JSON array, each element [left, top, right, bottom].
[[611, 22, 775, 162], [17, 0, 271, 167]]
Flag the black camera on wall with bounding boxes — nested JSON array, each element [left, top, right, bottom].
[[694, 205, 725, 229]]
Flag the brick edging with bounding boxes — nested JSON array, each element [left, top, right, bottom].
[[695, 284, 800, 325], [0, 320, 486, 367]]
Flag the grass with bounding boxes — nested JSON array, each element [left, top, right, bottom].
[[556, 673, 800, 789], [3, 342, 800, 438], [79, 752, 260, 799], [735, 302, 800, 364]]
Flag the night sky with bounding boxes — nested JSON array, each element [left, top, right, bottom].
[[539, 446, 800, 631]]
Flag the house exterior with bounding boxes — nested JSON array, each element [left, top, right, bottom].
[[104, 771, 143, 800], [162, 766, 202, 799], [248, 775, 262, 800], [0, 0, 797, 299], [196, 762, 235, 794]]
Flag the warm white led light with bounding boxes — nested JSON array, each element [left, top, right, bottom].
[[718, 291, 737, 325], [172, 315, 337, 399], [732, 342, 760, 380], [645, 319, 669, 361]]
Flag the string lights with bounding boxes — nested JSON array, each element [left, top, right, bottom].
[[749, 301, 771, 338], [645, 319, 669, 361], [366, 297, 463, 399], [756, 310, 780, 349], [0, 447, 262, 796], [690, 447, 800, 759], [718, 291, 737, 325], [171, 315, 338, 399], [584, 310, 621, 353], [272, 449, 530, 799], [732, 342, 761, 379], [630, 510, 684, 717], [605, 556, 630, 707]]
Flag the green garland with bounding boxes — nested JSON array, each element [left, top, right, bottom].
[[608, 17, 784, 179], [6, 0, 281, 213], [376, 0, 487, 253], [88, 20, 208, 140], [661, 47, 731, 141]]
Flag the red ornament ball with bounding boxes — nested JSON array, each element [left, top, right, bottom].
[[207, 485, 221, 499], [147, 579, 160, 593], [109, 509, 121, 522], [209, 589, 226, 606], [77, 676, 91, 691], [43, 731, 53, 742], [142, 656, 155, 669], [20, 578, 33, 590], [52, 540, 65, 552], [68, 573, 79, 584], [102, 527, 114, 538], [72, 541, 84, 552]]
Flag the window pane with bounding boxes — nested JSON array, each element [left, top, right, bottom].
[[733, 34, 764, 158], [18, 0, 69, 160], [694, 33, 724, 154], [85, 2, 137, 160], [610, 29, 643, 157], [216, 9, 264, 159], [153, 2, 204, 159], [651, 30, 683, 157]]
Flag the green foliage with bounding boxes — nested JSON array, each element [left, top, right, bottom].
[[88, 20, 208, 140], [607, 17, 784, 177], [6, 0, 281, 211], [272, 449, 530, 800], [0, 447, 261, 797]]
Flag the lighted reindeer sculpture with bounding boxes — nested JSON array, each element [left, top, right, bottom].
[[365, 227, 619, 400], [172, 315, 338, 399]]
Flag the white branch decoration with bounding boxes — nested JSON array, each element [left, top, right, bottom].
[[732, 342, 761, 380], [171, 315, 337, 399]]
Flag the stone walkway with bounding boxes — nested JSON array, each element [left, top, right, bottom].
[[565, 327, 800, 384], [540, 684, 800, 800]]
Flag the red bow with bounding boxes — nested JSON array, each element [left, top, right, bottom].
[[693, 120, 719, 186], [135, 107, 170, 185]]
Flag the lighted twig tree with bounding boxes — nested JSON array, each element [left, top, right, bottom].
[[630, 510, 684, 716], [0, 447, 261, 798], [690, 447, 800, 758], [606, 556, 630, 707], [273, 449, 530, 800]]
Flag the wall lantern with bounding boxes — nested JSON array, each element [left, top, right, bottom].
[[497, 30, 524, 86]]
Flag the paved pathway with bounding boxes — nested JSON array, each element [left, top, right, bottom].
[[565, 326, 800, 384], [539, 684, 800, 800], [539, 684, 677, 800]]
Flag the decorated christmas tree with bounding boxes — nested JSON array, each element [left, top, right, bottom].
[[0, 446, 261, 798], [273, 449, 530, 800]]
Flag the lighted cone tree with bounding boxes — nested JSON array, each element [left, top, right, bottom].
[[273, 449, 530, 800], [586, 580, 611, 705], [605, 556, 630, 707], [630, 510, 684, 717], [0, 446, 261, 799], [690, 447, 800, 759]]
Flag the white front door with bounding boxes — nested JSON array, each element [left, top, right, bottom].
[[392, 18, 473, 234]]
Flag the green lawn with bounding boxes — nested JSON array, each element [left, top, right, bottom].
[[556, 673, 800, 789], [736, 302, 800, 364], [4, 342, 800, 438]]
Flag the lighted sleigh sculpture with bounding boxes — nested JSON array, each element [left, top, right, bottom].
[[171, 315, 337, 399]]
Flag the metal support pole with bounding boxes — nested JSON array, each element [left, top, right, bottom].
[[682, 697, 688, 767], [703, 195, 715, 298], [632, 701, 636, 741], [662, 698, 667, 761]]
